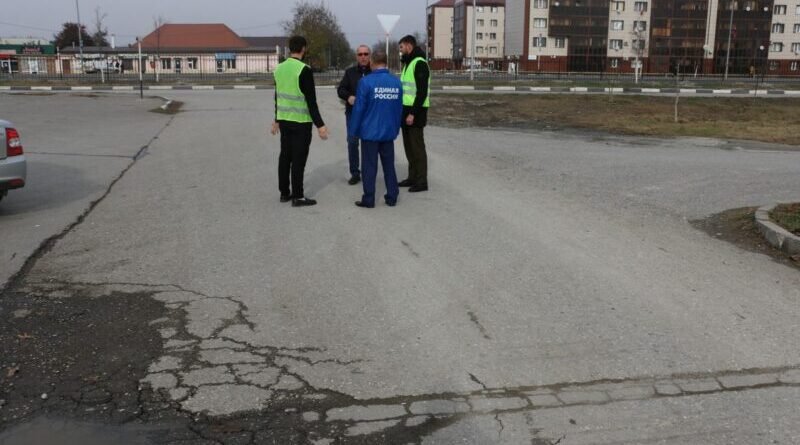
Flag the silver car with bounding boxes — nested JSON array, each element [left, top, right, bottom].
[[0, 120, 27, 203]]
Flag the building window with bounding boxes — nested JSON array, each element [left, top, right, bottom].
[[491, 19, 499, 26], [489, 46, 498, 54], [534, 0, 549, 7], [554, 37, 566, 48], [792, 42, 800, 52], [769, 60, 779, 70], [476, 46, 485, 54], [796, 4, 800, 14], [633, 21, 647, 31], [794, 23, 800, 32], [610, 39, 624, 49], [790, 61, 799, 71], [611, 20, 624, 30], [771, 42, 784, 51], [490, 6, 499, 12], [476, 6, 484, 12], [634, 1, 648, 12], [633, 39, 646, 49], [489, 32, 497, 40], [610, 58, 619, 68], [476, 32, 483, 40], [477, 19, 485, 26], [534, 18, 548, 28], [160, 58, 172, 69], [187, 58, 198, 69], [774, 4, 787, 13], [773, 23, 785, 32], [612, 1, 626, 11], [533, 36, 547, 47]]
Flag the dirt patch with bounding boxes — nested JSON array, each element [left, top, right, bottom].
[[691, 207, 800, 269], [150, 101, 184, 115], [770, 203, 800, 236], [430, 94, 800, 146]]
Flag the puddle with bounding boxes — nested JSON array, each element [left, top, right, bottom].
[[0, 416, 154, 445]]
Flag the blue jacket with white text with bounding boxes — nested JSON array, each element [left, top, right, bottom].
[[348, 68, 403, 142]]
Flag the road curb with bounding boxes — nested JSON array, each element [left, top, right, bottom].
[[754, 204, 800, 256], [2, 85, 800, 96]]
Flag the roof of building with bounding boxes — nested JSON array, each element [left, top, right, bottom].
[[139, 24, 249, 50], [431, 0, 456, 6], [454, 0, 505, 5], [242, 36, 286, 48]]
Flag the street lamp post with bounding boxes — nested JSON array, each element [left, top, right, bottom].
[[723, 0, 736, 80], [470, 0, 476, 81], [137, 37, 143, 99], [75, 0, 84, 74]]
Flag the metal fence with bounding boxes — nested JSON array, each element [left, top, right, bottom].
[[1, 54, 799, 85]]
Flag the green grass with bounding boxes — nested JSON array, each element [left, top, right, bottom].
[[771, 203, 800, 235]]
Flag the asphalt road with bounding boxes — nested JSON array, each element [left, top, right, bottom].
[[0, 92, 170, 287], [1, 90, 799, 444]]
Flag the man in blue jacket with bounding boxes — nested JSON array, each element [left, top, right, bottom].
[[348, 51, 402, 208]]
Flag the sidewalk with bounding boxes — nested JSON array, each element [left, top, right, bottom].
[[3, 84, 800, 96]]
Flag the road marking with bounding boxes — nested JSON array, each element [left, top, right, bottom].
[[112, 86, 134, 90], [192, 85, 214, 90], [443, 86, 475, 90]]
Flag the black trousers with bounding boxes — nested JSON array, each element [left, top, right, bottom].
[[401, 125, 427, 186], [278, 121, 313, 198]]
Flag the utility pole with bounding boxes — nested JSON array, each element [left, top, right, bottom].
[[75, 0, 84, 73], [470, 0, 476, 81], [724, 0, 734, 80], [137, 37, 143, 99]]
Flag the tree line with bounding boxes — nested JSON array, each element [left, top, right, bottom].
[[49, 1, 425, 71]]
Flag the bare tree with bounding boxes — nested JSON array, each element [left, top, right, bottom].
[[282, 1, 351, 70], [152, 15, 167, 82], [92, 7, 109, 47]]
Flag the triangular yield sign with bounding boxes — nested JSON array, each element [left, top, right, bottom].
[[377, 14, 401, 34]]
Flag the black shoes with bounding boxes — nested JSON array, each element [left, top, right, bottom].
[[348, 175, 361, 185], [408, 184, 428, 193], [280, 194, 293, 203], [398, 179, 414, 187], [354, 201, 374, 208], [292, 197, 317, 207]]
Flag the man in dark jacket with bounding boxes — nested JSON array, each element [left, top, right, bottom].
[[337, 45, 372, 185], [398, 34, 430, 193], [348, 51, 402, 208], [270, 35, 328, 207]]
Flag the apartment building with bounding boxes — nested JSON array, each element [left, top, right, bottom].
[[452, 0, 507, 69], [504, 0, 800, 74], [428, 0, 456, 69]]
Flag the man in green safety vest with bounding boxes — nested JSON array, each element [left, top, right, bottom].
[[270, 35, 329, 207], [398, 34, 430, 193]]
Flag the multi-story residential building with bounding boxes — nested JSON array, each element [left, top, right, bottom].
[[428, 0, 456, 69], [452, 0, 506, 69], [504, 0, 800, 74]]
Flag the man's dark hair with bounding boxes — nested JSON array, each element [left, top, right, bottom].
[[288, 36, 307, 53], [399, 35, 417, 46], [371, 51, 388, 66]]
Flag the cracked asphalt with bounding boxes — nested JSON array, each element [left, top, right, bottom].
[[1, 90, 799, 444]]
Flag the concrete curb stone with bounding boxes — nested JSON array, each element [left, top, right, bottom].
[[755, 203, 800, 256]]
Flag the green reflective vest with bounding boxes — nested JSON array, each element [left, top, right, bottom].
[[274, 58, 312, 123], [401, 57, 430, 108]]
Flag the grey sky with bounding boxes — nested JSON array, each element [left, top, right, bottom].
[[1, 0, 426, 48]]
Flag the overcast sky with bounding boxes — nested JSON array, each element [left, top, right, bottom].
[[0, 0, 426, 47]]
